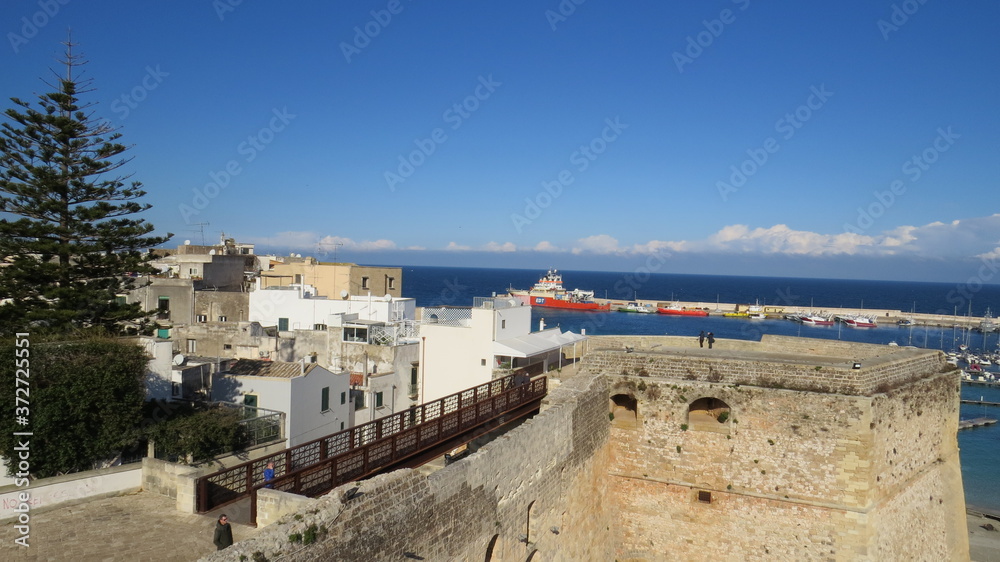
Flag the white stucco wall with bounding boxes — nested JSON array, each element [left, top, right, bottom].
[[249, 288, 415, 330], [213, 366, 351, 447]]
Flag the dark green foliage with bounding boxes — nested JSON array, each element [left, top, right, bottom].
[[0, 41, 170, 335], [146, 405, 247, 463], [303, 524, 319, 545], [0, 338, 146, 477], [717, 411, 730, 423]]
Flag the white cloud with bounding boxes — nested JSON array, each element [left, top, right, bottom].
[[445, 241, 472, 251], [484, 241, 517, 252], [571, 234, 622, 255], [316, 235, 397, 252], [533, 241, 560, 252]]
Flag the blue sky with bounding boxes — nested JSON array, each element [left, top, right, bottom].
[[3, 0, 999, 283]]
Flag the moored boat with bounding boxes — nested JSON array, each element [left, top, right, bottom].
[[657, 303, 709, 317], [841, 315, 877, 328], [508, 269, 611, 311], [618, 302, 654, 313], [801, 313, 834, 326]]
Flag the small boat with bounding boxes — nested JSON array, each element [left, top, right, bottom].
[[618, 302, 653, 313], [841, 315, 877, 328], [897, 318, 915, 326], [657, 303, 709, 317], [747, 301, 766, 319], [801, 313, 834, 326]]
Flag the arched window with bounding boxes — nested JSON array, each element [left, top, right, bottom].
[[484, 534, 499, 561], [687, 397, 731, 433], [610, 393, 638, 428]]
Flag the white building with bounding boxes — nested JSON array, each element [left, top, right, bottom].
[[249, 281, 416, 331], [418, 296, 587, 403], [212, 359, 352, 447]]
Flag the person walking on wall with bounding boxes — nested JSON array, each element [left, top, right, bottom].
[[214, 514, 234, 550], [698, 331, 706, 348], [707, 332, 715, 349]]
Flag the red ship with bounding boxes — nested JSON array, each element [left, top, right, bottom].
[[508, 269, 610, 311]]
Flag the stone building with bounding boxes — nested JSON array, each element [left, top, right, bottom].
[[200, 335, 969, 561], [259, 258, 402, 299]]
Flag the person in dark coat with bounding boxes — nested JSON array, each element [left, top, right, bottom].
[[214, 514, 234, 550], [698, 331, 706, 348], [706, 332, 715, 349]]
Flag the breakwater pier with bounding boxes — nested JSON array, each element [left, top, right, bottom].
[[593, 297, 993, 329]]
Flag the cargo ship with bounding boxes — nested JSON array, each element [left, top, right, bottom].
[[508, 269, 611, 311]]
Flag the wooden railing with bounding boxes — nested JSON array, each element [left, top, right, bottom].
[[196, 373, 547, 522]]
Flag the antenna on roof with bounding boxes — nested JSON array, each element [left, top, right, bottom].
[[186, 222, 209, 245]]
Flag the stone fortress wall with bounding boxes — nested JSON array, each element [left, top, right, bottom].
[[204, 335, 968, 561], [594, 335, 966, 561]]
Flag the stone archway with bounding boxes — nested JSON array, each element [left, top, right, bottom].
[[610, 393, 638, 429], [687, 397, 731, 433]]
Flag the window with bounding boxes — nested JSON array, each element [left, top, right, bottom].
[[218, 315, 227, 322], [171, 382, 181, 397], [340, 422, 345, 431], [314, 324, 327, 331], [294, 274, 302, 284], [189, 268, 196, 275], [481, 359, 487, 366], [197, 315, 207, 323], [361, 276, 369, 290], [375, 391, 384, 408], [501, 319, 506, 329], [697, 490, 712, 504], [186, 339, 197, 353], [343, 326, 368, 343], [340, 391, 346, 405], [321, 387, 330, 412], [115, 295, 127, 305], [278, 317, 289, 331], [387, 277, 396, 290], [157, 296, 170, 319], [223, 344, 232, 350], [243, 394, 258, 409]]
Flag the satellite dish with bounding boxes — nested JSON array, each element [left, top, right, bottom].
[[172, 354, 186, 366], [184, 240, 191, 245], [208, 249, 216, 255], [340, 290, 349, 299], [383, 294, 392, 302]]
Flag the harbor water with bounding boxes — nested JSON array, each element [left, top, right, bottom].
[[402, 266, 1000, 512]]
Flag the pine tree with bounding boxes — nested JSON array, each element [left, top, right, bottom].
[[0, 40, 171, 334]]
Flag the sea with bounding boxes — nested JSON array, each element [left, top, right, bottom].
[[400, 266, 1000, 513]]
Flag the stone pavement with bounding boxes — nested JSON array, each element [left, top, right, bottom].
[[0, 491, 261, 562]]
